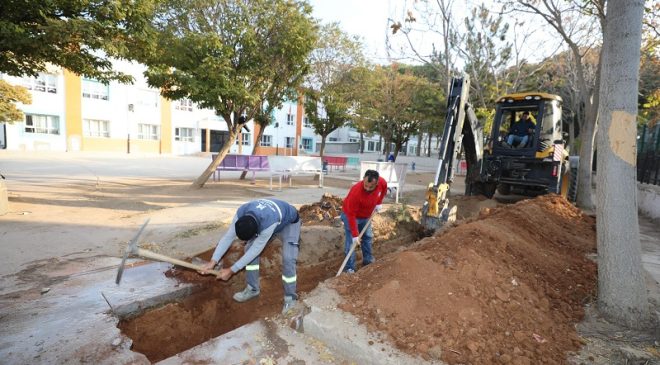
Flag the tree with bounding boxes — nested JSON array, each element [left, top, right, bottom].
[[510, 0, 605, 210], [0, 80, 31, 123], [139, 0, 317, 188], [595, 0, 651, 327], [0, 0, 155, 83], [304, 23, 364, 157]]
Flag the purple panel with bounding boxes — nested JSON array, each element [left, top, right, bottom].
[[235, 155, 250, 168]]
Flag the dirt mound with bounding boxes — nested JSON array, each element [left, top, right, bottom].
[[333, 195, 597, 364], [298, 193, 343, 226]]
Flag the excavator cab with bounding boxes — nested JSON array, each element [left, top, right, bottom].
[[483, 93, 572, 197]]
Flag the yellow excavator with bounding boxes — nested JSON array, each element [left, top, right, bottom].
[[422, 76, 578, 230]]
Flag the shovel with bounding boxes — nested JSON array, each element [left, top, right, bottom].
[[115, 219, 221, 284], [336, 210, 376, 276]]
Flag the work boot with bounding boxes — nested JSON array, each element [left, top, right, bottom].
[[233, 285, 260, 303], [282, 295, 296, 314]]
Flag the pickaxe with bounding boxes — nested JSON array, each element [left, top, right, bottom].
[[115, 219, 221, 284]]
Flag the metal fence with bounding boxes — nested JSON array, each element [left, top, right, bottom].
[[638, 151, 660, 185], [637, 124, 660, 185]]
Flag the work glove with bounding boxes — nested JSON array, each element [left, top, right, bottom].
[[375, 205, 383, 213], [352, 237, 361, 247]]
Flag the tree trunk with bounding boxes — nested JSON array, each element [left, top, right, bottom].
[[576, 115, 596, 209], [192, 125, 238, 188], [319, 135, 327, 157], [427, 132, 432, 157], [378, 135, 382, 154], [239, 123, 266, 180], [595, 0, 650, 328], [359, 132, 364, 153]]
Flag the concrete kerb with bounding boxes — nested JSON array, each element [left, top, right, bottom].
[[301, 283, 445, 365], [0, 258, 198, 365]]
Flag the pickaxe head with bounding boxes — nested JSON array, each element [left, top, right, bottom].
[[115, 219, 150, 285]]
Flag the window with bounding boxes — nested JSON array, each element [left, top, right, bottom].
[[83, 119, 110, 138], [303, 116, 311, 128], [175, 99, 193, 112], [241, 133, 251, 146], [137, 123, 159, 140], [260, 135, 272, 147], [25, 114, 60, 134], [302, 137, 313, 151], [349, 138, 358, 143], [82, 79, 109, 100], [22, 74, 57, 93], [286, 113, 294, 125], [285, 137, 294, 148], [138, 89, 159, 107], [175, 127, 194, 142], [367, 141, 375, 151], [329, 137, 338, 142]]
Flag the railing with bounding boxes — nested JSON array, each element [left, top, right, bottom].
[[638, 151, 660, 186]]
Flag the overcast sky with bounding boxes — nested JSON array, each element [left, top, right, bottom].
[[308, 0, 564, 67]]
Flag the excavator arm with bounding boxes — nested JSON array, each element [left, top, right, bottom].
[[422, 76, 484, 230]]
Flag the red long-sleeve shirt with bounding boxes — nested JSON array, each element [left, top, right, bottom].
[[342, 177, 388, 237]]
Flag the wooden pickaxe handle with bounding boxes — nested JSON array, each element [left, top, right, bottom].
[[336, 210, 376, 276], [136, 248, 222, 276]]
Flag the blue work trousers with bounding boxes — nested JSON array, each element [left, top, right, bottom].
[[340, 212, 374, 272]]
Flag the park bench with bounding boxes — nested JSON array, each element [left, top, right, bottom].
[[315, 155, 348, 172], [360, 161, 408, 203], [211, 154, 270, 183], [268, 156, 324, 191]]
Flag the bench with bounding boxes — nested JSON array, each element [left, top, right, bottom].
[[268, 156, 324, 191], [315, 155, 348, 172], [346, 156, 360, 169], [360, 161, 408, 203], [211, 154, 270, 183]]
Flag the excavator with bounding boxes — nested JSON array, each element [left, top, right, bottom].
[[421, 76, 578, 230]]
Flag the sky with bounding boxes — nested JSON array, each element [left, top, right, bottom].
[[308, 0, 565, 67], [309, 0, 407, 64]]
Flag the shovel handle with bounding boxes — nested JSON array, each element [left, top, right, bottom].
[[136, 248, 222, 276], [336, 210, 376, 276]]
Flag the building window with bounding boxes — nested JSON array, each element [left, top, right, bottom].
[[175, 127, 194, 142], [329, 137, 338, 142], [24, 114, 59, 135], [82, 79, 109, 100], [302, 137, 313, 151], [367, 141, 375, 151], [303, 117, 311, 128], [349, 138, 358, 143], [137, 123, 159, 140], [286, 113, 294, 125], [137, 89, 159, 107], [175, 99, 193, 111], [260, 135, 272, 147], [285, 137, 294, 148], [241, 133, 251, 145], [21, 74, 57, 93], [83, 119, 110, 138]]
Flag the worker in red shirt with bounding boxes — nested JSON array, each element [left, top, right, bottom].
[[340, 169, 388, 273]]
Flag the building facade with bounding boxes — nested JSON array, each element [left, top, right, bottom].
[[0, 62, 316, 156]]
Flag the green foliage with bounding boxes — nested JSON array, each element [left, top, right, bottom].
[[0, 80, 31, 123], [460, 4, 512, 109], [350, 64, 442, 157], [140, 0, 318, 128], [0, 0, 156, 83], [304, 22, 364, 155]]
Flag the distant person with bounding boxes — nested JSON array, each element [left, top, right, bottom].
[[340, 169, 388, 273], [200, 198, 301, 314], [387, 153, 395, 162], [506, 111, 535, 148]]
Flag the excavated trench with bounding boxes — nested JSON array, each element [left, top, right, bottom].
[[117, 195, 429, 362]]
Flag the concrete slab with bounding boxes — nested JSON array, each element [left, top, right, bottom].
[[302, 283, 445, 365], [158, 318, 350, 364], [0, 257, 196, 364]]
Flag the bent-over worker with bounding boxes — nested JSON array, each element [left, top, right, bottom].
[[201, 198, 301, 313], [340, 169, 388, 273]]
